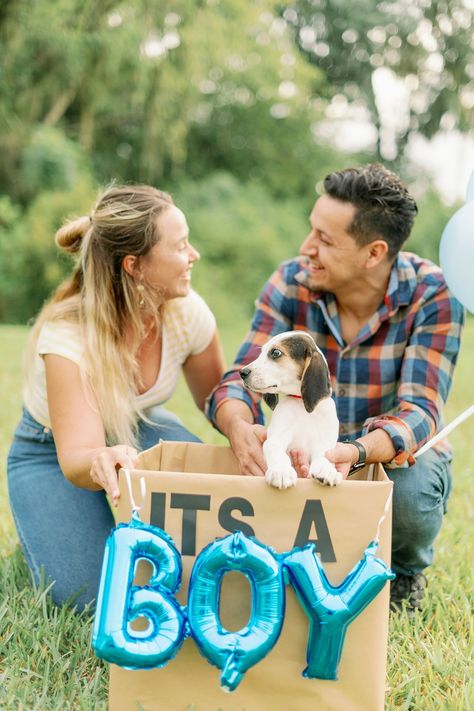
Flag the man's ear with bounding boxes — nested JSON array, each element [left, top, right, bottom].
[[365, 239, 389, 268], [122, 254, 139, 277], [301, 353, 331, 413], [263, 393, 279, 411]]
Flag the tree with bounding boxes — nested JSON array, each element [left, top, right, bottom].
[[286, 0, 474, 163], [0, 0, 329, 200]]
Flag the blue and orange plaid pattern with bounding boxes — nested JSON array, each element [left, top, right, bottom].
[[206, 252, 465, 467]]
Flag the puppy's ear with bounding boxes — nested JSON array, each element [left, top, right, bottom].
[[301, 353, 331, 413], [263, 393, 279, 411]]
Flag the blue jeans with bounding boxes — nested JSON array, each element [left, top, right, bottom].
[[386, 448, 452, 576], [7, 407, 200, 612]]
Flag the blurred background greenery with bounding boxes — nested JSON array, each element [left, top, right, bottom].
[[0, 0, 473, 326]]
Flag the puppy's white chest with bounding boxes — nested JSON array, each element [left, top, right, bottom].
[[269, 400, 310, 445], [268, 397, 338, 452]]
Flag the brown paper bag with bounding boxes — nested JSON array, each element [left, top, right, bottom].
[[108, 441, 393, 711]]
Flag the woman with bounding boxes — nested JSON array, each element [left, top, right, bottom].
[[7, 184, 225, 611]]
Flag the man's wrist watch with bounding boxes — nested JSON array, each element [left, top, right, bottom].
[[343, 440, 367, 472]]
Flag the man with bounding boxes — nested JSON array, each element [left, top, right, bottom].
[[206, 163, 464, 614]]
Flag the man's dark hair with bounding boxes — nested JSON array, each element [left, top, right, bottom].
[[323, 163, 418, 259]]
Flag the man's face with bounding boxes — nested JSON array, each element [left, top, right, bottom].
[[299, 195, 368, 294]]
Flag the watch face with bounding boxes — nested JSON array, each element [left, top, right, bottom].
[[348, 462, 365, 476]]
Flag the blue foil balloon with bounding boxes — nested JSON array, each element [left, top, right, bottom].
[[92, 513, 186, 669], [282, 539, 395, 680], [187, 531, 285, 692]]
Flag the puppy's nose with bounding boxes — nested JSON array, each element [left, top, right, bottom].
[[240, 367, 251, 381]]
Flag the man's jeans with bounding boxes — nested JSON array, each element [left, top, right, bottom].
[[386, 448, 452, 576], [7, 408, 200, 612]]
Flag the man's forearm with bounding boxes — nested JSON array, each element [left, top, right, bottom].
[[356, 429, 397, 464]]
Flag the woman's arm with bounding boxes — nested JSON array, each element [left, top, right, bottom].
[[45, 354, 138, 504], [182, 330, 226, 412]]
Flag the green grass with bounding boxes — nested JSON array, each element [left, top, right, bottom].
[[1, 321, 473, 710]]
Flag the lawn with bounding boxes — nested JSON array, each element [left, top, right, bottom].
[[0, 322, 473, 710]]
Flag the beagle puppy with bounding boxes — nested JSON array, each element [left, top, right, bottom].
[[240, 331, 341, 489]]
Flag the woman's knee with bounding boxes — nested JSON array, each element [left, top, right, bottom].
[[139, 406, 201, 447]]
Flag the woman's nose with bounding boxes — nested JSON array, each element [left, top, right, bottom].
[[189, 244, 200, 262]]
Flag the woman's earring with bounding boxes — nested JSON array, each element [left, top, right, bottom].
[[137, 282, 145, 308]]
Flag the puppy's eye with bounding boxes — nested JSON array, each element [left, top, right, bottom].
[[270, 348, 283, 359]]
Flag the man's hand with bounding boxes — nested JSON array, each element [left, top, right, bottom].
[[227, 418, 267, 476], [324, 442, 359, 480]]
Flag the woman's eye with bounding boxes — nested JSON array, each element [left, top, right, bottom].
[[271, 348, 282, 359]]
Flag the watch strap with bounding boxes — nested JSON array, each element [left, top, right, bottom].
[[343, 440, 367, 471]]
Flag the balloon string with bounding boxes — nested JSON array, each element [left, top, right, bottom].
[[123, 469, 147, 513], [374, 488, 393, 545], [414, 403, 474, 458]]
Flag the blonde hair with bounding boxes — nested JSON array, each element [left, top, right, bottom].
[[26, 184, 174, 446]]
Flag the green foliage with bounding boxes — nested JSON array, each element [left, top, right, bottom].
[[172, 172, 310, 323], [0, 0, 471, 325], [0, 170, 312, 324], [290, 0, 474, 161], [21, 126, 90, 198], [0, 180, 97, 323], [0, 0, 323, 197]]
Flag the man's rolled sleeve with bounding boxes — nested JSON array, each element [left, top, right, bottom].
[[364, 404, 433, 467], [365, 286, 464, 467]]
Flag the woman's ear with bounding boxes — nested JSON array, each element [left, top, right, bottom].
[[122, 254, 139, 277]]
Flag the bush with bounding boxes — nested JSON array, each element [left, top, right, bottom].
[[172, 172, 311, 323], [20, 126, 91, 199], [0, 180, 97, 323]]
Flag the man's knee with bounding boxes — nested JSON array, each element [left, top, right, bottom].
[[386, 450, 451, 536]]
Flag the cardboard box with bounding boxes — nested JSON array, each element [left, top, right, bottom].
[[109, 441, 393, 711]]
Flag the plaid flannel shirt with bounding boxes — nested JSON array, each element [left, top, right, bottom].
[[206, 252, 465, 467]]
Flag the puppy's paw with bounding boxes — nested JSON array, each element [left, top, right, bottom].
[[310, 458, 342, 487], [265, 465, 297, 489]]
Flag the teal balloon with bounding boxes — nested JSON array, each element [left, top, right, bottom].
[[282, 539, 394, 680], [439, 201, 474, 313], [187, 531, 285, 692], [92, 514, 186, 670]]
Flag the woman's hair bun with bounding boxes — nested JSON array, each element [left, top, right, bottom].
[[55, 215, 91, 254]]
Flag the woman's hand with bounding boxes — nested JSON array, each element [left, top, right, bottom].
[[90, 445, 139, 506]]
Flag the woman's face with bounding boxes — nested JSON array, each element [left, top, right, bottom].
[[140, 206, 200, 300]]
